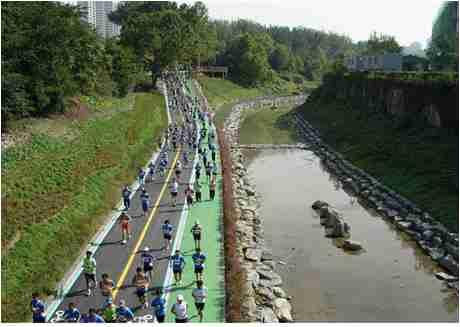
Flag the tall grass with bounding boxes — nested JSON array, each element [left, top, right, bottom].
[[1, 92, 167, 322]]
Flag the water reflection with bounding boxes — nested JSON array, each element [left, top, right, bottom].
[[245, 148, 458, 322]]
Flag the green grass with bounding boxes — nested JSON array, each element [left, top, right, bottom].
[[297, 100, 458, 232], [1, 92, 167, 322], [239, 107, 300, 145]]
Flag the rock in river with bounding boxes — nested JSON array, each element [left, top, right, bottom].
[[272, 298, 294, 322], [245, 248, 262, 261], [342, 240, 363, 251]]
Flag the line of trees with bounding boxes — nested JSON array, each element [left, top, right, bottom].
[[1, 2, 140, 128]]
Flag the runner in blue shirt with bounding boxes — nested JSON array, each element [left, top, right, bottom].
[[140, 189, 150, 217], [192, 248, 206, 282], [116, 300, 134, 322], [138, 168, 146, 187], [151, 289, 166, 323], [141, 247, 155, 281], [170, 249, 186, 285], [63, 302, 81, 322], [122, 185, 132, 210], [31, 292, 45, 323], [162, 220, 173, 251], [80, 308, 104, 323], [148, 161, 155, 182]]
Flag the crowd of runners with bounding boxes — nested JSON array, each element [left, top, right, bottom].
[[31, 70, 220, 323]]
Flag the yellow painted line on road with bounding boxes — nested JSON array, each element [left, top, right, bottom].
[[112, 146, 181, 300]]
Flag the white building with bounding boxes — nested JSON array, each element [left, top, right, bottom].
[[77, 1, 121, 39]]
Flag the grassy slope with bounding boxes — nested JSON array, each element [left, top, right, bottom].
[[2, 92, 167, 322], [239, 107, 300, 145], [298, 100, 458, 232], [197, 75, 303, 127]]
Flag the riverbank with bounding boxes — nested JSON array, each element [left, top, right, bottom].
[[1, 92, 167, 321], [296, 99, 458, 232]]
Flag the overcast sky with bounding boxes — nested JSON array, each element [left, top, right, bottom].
[[66, 0, 446, 48]]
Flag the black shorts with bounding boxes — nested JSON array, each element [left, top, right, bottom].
[[194, 266, 204, 273], [136, 287, 146, 298], [187, 197, 193, 205], [195, 302, 205, 311], [193, 234, 201, 241], [144, 263, 153, 272], [85, 273, 96, 284], [164, 233, 172, 240], [171, 191, 178, 197], [175, 318, 188, 323], [156, 315, 165, 323], [173, 268, 183, 274], [176, 170, 181, 175]]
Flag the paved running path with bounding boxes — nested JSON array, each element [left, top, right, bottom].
[[49, 78, 225, 322], [165, 122, 225, 322]]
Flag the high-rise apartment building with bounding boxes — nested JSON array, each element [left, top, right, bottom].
[[77, 1, 121, 39]]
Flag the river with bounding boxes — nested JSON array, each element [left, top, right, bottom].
[[244, 148, 458, 322]]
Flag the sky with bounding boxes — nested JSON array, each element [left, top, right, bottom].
[[65, 0, 447, 48]]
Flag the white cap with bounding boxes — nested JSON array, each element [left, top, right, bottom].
[[144, 247, 150, 252], [177, 294, 184, 301], [195, 220, 200, 225]]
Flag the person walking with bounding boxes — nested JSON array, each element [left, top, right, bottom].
[[140, 188, 151, 217], [151, 289, 166, 323], [132, 267, 150, 309], [118, 211, 132, 244], [31, 293, 46, 323], [122, 185, 132, 210], [171, 295, 188, 323], [209, 176, 216, 201], [170, 249, 186, 285], [192, 248, 206, 282], [192, 280, 208, 322], [190, 220, 202, 250], [82, 251, 97, 296], [162, 220, 173, 251]]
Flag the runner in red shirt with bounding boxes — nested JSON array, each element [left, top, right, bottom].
[[119, 211, 132, 245]]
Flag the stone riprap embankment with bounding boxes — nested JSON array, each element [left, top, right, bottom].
[[234, 144, 310, 150], [293, 112, 459, 289], [222, 95, 306, 322]]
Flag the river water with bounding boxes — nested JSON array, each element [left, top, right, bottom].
[[244, 148, 458, 322]]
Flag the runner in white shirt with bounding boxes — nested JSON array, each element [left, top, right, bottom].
[[171, 294, 188, 323], [192, 280, 208, 322], [170, 178, 179, 207]]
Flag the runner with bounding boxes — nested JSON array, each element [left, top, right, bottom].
[[102, 300, 117, 323], [211, 148, 216, 163], [182, 151, 189, 168], [192, 280, 208, 322], [194, 179, 202, 202], [31, 293, 46, 323], [195, 161, 201, 182], [185, 184, 194, 207], [205, 161, 212, 181], [138, 167, 146, 187], [116, 300, 134, 322], [190, 220, 202, 250], [99, 273, 115, 298], [175, 160, 182, 183], [170, 249, 186, 285], [132, 267, 150, 309], [192, 248, 206, 281], [162, 220, 173, 251], [63, 302, 81, 322], [209, 175, 216, 201], [151, 289, 166, 323], [171, 295, 188, 323], [122, 185, 132, 210], [141, 247, 155, 281], [80, 308, 105, 323], [82, 251, 97, 296], [212, 161, 219, 177], [140, 188, 151, 217], [170, 179, 179, 207], [118, 211, 132, 244], [148, 161, 155, 182], [172, 134, 177, 151]]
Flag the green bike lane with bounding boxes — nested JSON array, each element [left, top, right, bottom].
[[165, 84, 225, 322]]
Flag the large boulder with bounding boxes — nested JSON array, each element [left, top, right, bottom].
[[260, 308, 278, 323], [438, 254, 459, 276], [342, 240, 363, 251], [272, 298, 294, 322], [272, 287, 287, 298], [245, 248, 262, 262]]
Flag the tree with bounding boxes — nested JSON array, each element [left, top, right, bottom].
[[365, 31, 402, 55], [269, 43, 290, 71]]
